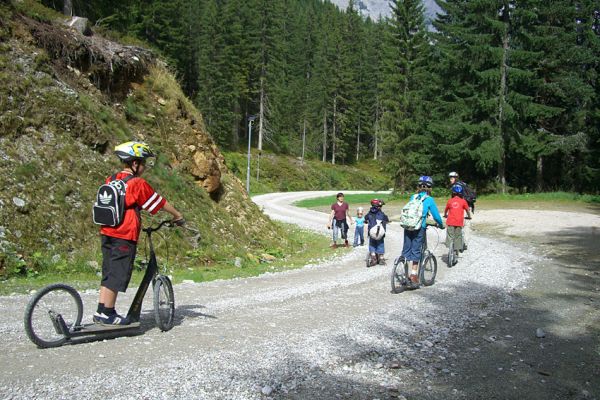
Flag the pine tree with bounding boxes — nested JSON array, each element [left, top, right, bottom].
[[381, 0, 432, 188]]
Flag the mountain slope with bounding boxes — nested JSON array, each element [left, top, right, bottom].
[[0, 2, 286, 278]]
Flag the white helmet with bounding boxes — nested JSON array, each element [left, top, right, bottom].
[[357, 206, 364, 213], [448, 171, 459, 178]]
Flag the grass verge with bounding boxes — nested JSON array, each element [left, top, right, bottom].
[[294, 193, 398, 208], [0, 223, 348, 296]]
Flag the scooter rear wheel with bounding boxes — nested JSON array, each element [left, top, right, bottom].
[[24, 283, 83, 348], [153, 275, 175, 331]]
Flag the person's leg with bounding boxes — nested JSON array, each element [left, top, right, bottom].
[[342, 220, 349, 246], [368, 238, 377, 265], [454, 226, 463, 253], [377, 239, 385, 264], [410, 228, 426, 279], [332, 219, 339, 246], [359, 227, 364, 245], [97, 237, 136, 323]]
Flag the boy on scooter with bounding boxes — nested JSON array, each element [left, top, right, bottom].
[[95, 141, 184, 325]]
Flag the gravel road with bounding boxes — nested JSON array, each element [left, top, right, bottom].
[[0, 191, 597, 400]]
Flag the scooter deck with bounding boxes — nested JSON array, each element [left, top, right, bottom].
[[66, 322, 141, 338]]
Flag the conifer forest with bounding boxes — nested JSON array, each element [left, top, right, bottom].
[[43, 0, 600, 193]]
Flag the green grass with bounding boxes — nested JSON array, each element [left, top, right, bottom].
[[0, 223, 346, 295], [294, 193, 398, 208], [297, 191, 600, 209], [223, 151, 392, 195], [479, 192, 600, 204]]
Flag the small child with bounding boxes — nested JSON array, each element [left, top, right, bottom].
[[365, 199, 389, 265], [353, 207, 365, 247], [444, 184, 472, 255]]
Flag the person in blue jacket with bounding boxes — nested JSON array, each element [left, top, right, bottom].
[[401, 175, 445, 283]]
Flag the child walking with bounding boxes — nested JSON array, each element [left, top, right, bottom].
[[353, 207, 365, 247], [365, 199, 389, 266], [444, 184, 472, 257]]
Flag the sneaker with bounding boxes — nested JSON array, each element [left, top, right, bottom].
[[344, 240, 349, 248], [409, 274, 419, 284], [370, 254, 378, 267], [378, 257, 386, 265], [93, 312, 130, 326], [330, 243, 338, 249]]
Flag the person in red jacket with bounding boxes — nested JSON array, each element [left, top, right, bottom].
[[94, 141, 184, 325], [444, 184, 472, 257]]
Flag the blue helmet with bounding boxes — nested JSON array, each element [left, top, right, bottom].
[[451, 184, 464, 194], [418, 175, 433, 188]]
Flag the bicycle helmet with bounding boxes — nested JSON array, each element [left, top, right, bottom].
[[114, 141, 155, 163], [418, 175, 433, 188], [370, 199, 385, 207], [451, 184, 464, 194], [448, 171, 459, 178]]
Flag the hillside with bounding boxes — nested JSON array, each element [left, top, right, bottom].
[[223, 151, 392, 194], [0, 2, 291, 279]]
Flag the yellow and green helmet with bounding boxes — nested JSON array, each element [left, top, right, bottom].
[[114, 141, 155, 163]]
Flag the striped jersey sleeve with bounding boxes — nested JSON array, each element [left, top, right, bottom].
[[133, 179, 166, 215]]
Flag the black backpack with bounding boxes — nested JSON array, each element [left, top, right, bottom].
[[92, 174, 135, 227]]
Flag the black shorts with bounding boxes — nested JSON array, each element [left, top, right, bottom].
[[101, 235, 137, 292]]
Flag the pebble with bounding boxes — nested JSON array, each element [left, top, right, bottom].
[[261, 386, 273, 395], [536, 328, 546, 338], [12, 197, 25, 208]]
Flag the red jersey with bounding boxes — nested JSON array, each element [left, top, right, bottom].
[[444, 196, 469, 227], [100, 171, 166, 242]]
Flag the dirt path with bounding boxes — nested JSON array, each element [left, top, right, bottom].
[[0, 192, 598, 399]]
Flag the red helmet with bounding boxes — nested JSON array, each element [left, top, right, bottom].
[[370, 199, 384, 207]]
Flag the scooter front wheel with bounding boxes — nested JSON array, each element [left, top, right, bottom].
[[421, 253, 438, 286], [390, 259, 408, 294], [24, 283, 83, 348], [153, 275, 175, 331]]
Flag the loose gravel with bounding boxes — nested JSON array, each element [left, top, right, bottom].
[[0, 191, 546, 399]]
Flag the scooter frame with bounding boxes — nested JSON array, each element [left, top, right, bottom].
[[24, 220, 182, 348]]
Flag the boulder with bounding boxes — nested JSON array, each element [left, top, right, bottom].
[[65, 16, 92, 36], [190, 150, 221, 193]]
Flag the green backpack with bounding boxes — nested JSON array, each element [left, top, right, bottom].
[[400, 194, 427, 231]]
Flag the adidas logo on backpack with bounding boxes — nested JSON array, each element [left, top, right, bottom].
[[98, 191, 113, 205], [92, 174, 135, 227]]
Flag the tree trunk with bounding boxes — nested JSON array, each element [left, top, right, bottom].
[[536, 155, 543, 192], [332, 96, 337, 165], [356, 119, 360, 162], [497, 5, 510, 194], [301, 118, 306, 165], [232, 102, 240, 149], [374, 105, 379, 160], [322, 110, 327, 162], [257, 75, 265, 182], [63, 0, 73, 16]]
